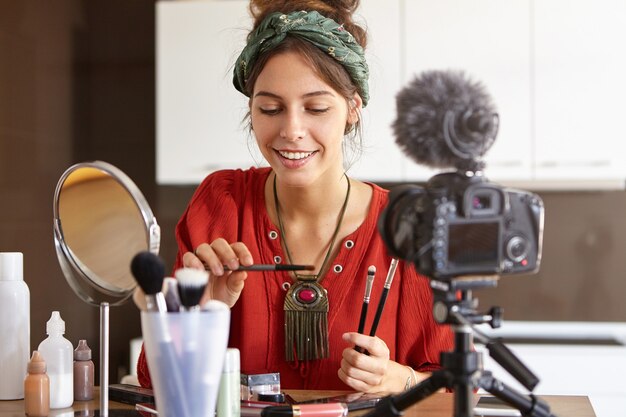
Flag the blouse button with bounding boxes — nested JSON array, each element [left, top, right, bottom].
[[273, 255, 282, 264], [333, 264, 343, 273], [344, 240, 354, 249], [268, 230, 278, 240]]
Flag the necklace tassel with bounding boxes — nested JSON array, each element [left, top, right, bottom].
[[285, 307, 329, 361]]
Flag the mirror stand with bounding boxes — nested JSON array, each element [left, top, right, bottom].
[[100, 302, 109, 416]]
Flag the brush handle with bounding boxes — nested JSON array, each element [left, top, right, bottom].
[[369, 288, 389, 338], [354, 301, 370, 353], [145, 293, 167, 314], [206, 264, 315, 272]]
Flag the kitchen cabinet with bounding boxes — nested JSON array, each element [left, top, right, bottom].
[[347, 0, 405, 182], [156, 0, 254, 185], [403, 0, 533, 183], [533, 0, 626, 182], [479, 321, 626, 417]]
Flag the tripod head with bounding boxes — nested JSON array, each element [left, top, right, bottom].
[[429, 274, 539, 392]]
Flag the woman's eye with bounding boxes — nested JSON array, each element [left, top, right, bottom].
[[260, 108, 281, 115], [309, 108, 330, 114]]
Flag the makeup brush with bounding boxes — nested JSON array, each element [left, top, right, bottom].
[[162, 277, 181, 312], [368, 258, 399, 339], [205, 264, 315, 272], [175, 267, 209, 311], [130, 251, 167, 313], [130, 251, 190, 417], [355, 265, 376, 353]]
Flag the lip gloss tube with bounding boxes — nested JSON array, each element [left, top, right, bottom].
[[261, 403, 348, 417]]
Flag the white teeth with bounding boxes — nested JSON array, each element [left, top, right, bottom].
[[278, 150, 314, 160]]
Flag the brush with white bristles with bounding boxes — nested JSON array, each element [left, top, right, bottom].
[[175, 267, 209, 311]]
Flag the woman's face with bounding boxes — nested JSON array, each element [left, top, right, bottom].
[[250, 51, 360, 188]]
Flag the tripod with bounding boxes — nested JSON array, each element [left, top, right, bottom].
[[363, 276, 557, 417]]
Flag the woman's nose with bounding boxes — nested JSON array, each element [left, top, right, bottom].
[[280, 110, 306, 140]]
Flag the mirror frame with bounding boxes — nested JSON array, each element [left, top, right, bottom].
[[53, 160, 161, 307]]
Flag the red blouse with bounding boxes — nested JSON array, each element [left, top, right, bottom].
[[137, 167, 453, 389]]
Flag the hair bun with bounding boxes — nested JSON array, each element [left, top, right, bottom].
[[249, 0, 367, 48]]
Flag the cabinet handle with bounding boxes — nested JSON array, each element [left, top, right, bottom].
[[487, 160, 524, 168], [537, 160, 611, 168]]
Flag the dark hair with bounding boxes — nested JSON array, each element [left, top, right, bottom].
[[245, 0, 367, 168]]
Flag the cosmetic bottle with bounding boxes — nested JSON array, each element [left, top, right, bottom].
[[73, 339, 94, 401], [217, 348, 241, 417], [24, 350, 50, 417], [0, 252, 30, 400], [37, 311, 74, 408]]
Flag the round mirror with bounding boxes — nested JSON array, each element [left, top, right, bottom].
[[53, 161, 160, 306]]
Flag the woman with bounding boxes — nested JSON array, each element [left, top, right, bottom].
[[138, 0, 453, 393]]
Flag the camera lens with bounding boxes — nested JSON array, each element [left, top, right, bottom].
[[506, 236, 528, 262]]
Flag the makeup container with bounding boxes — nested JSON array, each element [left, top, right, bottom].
[[240, 372, 280, 401], [73, 339, 94, 401], [24, 350, 50, 417], [141, 307, 230, 417], [217, 348, 241, 417], [37, 311, 74, 409], [0, 252, 30, 400]]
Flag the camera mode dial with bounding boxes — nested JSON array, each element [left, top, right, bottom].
[[506, 235, 529, 263]]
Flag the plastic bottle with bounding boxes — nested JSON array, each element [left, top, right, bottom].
[[24, 350, 50, 417], [73, 339, 94, 401], [37, 311, 74, 408], [0, 252, 30, 400], [217, 348, 241, 417]]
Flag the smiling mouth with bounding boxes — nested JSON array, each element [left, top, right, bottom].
[[277, 150, 316, 160]]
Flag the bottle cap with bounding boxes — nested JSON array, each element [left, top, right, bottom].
[[46, 311, 66, 335], [0, 252, 23, 281], [74, 339, 92, 361], [223, 348, 240, 373], [27, 351, 47, 374], [258, 393, 286, 403]]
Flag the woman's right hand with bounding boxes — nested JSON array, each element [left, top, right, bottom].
[[182, 239, 254, 308]]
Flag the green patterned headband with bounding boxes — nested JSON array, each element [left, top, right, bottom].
[[233, 10, 370, 106]]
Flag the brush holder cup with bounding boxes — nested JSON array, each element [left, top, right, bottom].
[[141, 308, 230, 417]]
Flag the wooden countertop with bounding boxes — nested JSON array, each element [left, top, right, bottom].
[[0, 388, 596, 417]]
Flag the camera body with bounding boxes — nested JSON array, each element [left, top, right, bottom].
[[379, 172, 544, 281]]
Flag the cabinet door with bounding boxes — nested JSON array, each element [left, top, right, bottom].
[[403, 0, 533, 182], [156, 0, 254, 185], [533, 0, 626, 181], [348, 0, 406, 182]]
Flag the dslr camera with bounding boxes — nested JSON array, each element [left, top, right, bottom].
[[380, 70, 544, 281], [379, 172, 544, 280]]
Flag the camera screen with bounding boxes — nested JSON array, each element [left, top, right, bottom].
[[448, 221, 500, 268]]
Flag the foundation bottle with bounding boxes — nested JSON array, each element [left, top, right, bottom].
[[24, 350, 50, 417], [73, 339, 94, 401]]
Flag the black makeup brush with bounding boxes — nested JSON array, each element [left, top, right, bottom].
[[355, 265, 376, 353], [175, 267, 209, 311], [130, 251, 167, 313], [131, 251, 190, 417]]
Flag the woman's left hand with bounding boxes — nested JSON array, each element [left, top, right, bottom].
[[338, 332, 414, 394]]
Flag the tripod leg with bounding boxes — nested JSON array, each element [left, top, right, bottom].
[[362, 371, 449, 417], [479, 371, 556, 417]]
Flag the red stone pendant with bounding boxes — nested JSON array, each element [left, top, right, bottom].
[[284, 277, 329, 361]]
